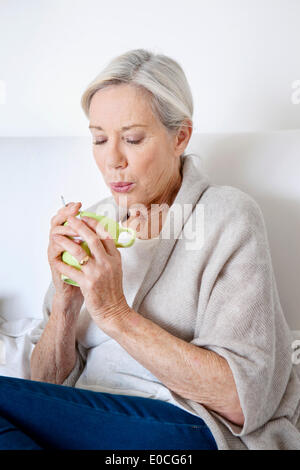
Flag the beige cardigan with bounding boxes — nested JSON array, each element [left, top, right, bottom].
[[38, 153, 300, 450]]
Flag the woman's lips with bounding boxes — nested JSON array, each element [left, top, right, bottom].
[[110, 183, 135, 193]]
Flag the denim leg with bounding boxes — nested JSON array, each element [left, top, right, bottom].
[[0, 376, 217, 450], [0, 413, 42, 450]]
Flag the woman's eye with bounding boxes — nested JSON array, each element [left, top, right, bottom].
[[93, 139, 142, 145], [127, 139, 142, 145]]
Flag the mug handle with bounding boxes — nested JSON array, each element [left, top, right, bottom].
[[116, 227, 136, 248], [61, 274, 80, 287]]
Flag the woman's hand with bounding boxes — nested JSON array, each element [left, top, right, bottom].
[[52, 214, 131, 329], [48, 202, 85, 309]]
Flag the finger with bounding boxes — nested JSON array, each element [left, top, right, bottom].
[[80, 216, 117, 256], [50, 202, 81, 228], [52, 224, 83, 244], [53, 258, 84, 286], [67, 216, 107, 262], [53, 234, 93, 267], [50, 202, 82, 229], [52, 225, 81, 238]]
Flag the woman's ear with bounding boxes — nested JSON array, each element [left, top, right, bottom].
[[174, 119, 193, 157]]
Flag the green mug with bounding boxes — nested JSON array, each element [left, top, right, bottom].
[[61, 210, 136, 286]]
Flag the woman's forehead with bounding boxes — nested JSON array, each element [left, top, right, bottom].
[[89, 97, 157, 131], [91, 84, 153, 111]]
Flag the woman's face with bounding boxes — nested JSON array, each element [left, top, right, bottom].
[[88, 84, 187, 213]]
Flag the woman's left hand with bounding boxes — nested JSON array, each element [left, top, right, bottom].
[[54, 215, 131, 329]]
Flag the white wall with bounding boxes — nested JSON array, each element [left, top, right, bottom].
[[0, 137, 110, 321], [0, 0, 300, 136], [0, 132, 300, 331], [0, 2, 299, 328]]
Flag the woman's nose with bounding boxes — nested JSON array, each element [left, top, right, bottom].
[[107, 153, 128, 169]]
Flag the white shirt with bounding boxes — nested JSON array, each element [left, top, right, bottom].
[[117, 220, 160, 309], [74, 220, 176, 402]]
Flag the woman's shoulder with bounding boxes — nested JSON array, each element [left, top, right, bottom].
[[201, 183, 263, 220], [198, 183, 267, 238], [203, 182, 260, 208]]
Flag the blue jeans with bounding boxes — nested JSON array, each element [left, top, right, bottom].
[[0, 376, 217, 450]]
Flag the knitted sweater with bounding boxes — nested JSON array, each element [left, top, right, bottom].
[[36, 153, 300, 450]]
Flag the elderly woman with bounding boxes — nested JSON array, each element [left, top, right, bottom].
[[0, 49, 299, 450]]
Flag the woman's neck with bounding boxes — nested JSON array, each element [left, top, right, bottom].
[[123, 170, 182, 240]]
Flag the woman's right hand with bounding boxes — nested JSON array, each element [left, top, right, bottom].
[[48, 202, 84, 308]]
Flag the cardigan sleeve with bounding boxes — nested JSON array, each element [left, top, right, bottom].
[[30, 280, 86, 386], [190, 193, 295, 437]]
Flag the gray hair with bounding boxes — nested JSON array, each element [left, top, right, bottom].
[[81, 49, 193, 147]]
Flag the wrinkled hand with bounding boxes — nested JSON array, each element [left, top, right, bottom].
[[53, 214, 131, 329]]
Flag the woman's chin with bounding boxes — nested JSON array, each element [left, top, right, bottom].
[[112, 192, 135, 208]]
